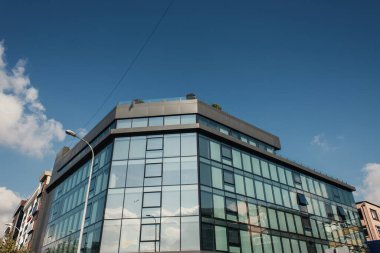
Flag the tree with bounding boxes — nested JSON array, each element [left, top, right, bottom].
[[0, 236, 30, 253]]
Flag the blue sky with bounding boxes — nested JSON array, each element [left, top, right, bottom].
[[0, 0, 379, 227]]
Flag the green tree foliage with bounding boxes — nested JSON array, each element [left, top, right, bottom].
[[0, 236, 30, 253]]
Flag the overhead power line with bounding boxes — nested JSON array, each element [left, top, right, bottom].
[[82, 0, 175, 129]]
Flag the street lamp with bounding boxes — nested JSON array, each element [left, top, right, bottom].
[[145, 215, 157, 252], [5, 223, 20, 235], [65, 129, 95, 253]]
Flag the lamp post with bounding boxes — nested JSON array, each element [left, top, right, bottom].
[[65, 130, 95, 253], [146, 215, 157, 252], [5, 223, 20, 233]]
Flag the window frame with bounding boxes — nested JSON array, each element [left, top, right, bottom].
[[370, 209, 379, 221]]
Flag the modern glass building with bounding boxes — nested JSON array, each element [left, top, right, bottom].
[[38, 97, 364, 253]]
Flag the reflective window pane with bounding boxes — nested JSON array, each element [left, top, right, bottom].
[[286, 213, 296, 233], [148, 117, 163, 127], [264, 183, 274, 203], [129, 136, 146, 159], [258, 206, 268, 228], [215, 226, 227, 251], [117, 119, 132, 129], [268, 208, 278, 230], [181, 133, 197, 156], [282, 238, 292, 253], [180, 115, 196, 124], [272, 236, 282, 253], [126, 160, 145, 187], [199, 136, 210, 158], [162, 186, 180, 216], [164, 116, 180, 125], [161, 217, 180, 251], [269, 164, 278, 181], [248, 203, 259, 226], [242, 153, 252, 173], [200, 163, 212, 186], [261, 160, 270, 179], [255, 180, 265, 201], [212, 167, 223, 189], [262, 234, 272, 253], [282, 189, 291, 208], [235, 174, 245, 195], [251, 232, 263, 253], [237, 200, 248, 223], [245, 177, 255, 198], [273, 186, 283, 206], [141, 224, 159, 241], [240, 230, 251, 253], [232, 150, 242, 169], [181, 156, 198, 184], [145, 163, 162, 178], [147, 138, 163, 151], [162, 157, 180, 185], [113, 138, 130, 160], [100, 220, 121, 253], [214, 194, 225, 219], [291, 239, 300, 253], [123, 187, 142, 218], [251, 157, 261, 176], [285, 170, 294, 187], [181, 185, 198, 216], [108, 161, 127, 188], [210, 141, 221, 162], [201, 191, 213, 218], [143, 192, 161, 207], [104, 189, 124, 219], [164, 134, 180, 157], [132, 118, 148, 128], [201, 223, 215, 251], [181, 216, 200, 250], [120, 219, 140, 252], [277, 211, 287, 231]]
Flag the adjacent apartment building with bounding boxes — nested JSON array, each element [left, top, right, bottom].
[[16, 171, 52, 252], [38, 97, 364, 253], [356, 201, 380, 241], [4, 200, 26, 240]]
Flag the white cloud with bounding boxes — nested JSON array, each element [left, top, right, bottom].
[[310, 133, 337, 151], [0, 41, 65, 158], [358, 163, 380, 204], [0, 187, 22, 236], [76, 128, 88, 138]]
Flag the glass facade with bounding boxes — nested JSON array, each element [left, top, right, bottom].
[[42, 144, 113, 253], [101, 133, 199, 252], [198, 134, 364, 253], [41, 111, 363, 253]]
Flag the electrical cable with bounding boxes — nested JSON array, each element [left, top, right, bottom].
[[82, 0, 175, 129]]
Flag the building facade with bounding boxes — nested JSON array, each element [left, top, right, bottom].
[[356, 201, 380, 241], [16, 171, 51, 251], [4, 200, 26, 240], [39, 98, 364, 253]]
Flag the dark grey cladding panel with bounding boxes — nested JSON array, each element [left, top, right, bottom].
[[115, 99, 198, 119], [197, 101, 281, 149]]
